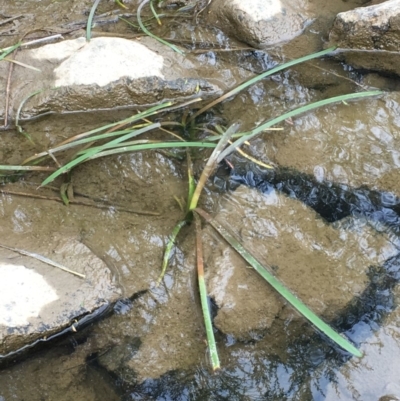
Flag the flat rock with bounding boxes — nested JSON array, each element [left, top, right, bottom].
[[327, 0, 400, 76], [0, 36, 222, 121], [260, 92, 400, 199], [0, 234, 121, 357], [206, 0, 313, 48], [204, 186, 399, 340]]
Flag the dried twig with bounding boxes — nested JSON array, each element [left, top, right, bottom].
[[0, 189, 159, 216], [0, 243, 85, 278]]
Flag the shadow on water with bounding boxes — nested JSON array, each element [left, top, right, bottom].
[[229, 163, 400, 229]]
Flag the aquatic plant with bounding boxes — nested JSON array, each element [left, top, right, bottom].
[[0, 47, 382, 368], [136, 0, 184, 54]]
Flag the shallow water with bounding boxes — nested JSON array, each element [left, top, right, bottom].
[[1, 0, 400, 400]]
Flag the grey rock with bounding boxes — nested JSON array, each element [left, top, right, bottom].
[[0, 36, 222, 121], [328, 0, 400, 76], [206, 0, 313, 48]]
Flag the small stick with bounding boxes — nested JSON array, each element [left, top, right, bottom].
[[0, 189, 159, 216], [1, 34, 63, 52], [3, 55, 14, 127], [0, 15, 23, 26], [0, 243, 85, 279]]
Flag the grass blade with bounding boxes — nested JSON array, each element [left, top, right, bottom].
[[40, 123, 161, 187], [86, 141, 216, 160], [0, 42, 21, 60], [0, 165, 55, 172], [156, 219, 187, 286], [38, 127, 147, 156], [195, 214, 220, 370], [3, 58, 41, 72], [0, 244, 85, 279], [23, 102, 173, 165], [188, 123, 238, 211], [186, 151, 196, 211], [16, 89, 44, 143], [137, 0, 184, 55], [188, 47, 336, 122], [115, 0, 127, 8], [77, 139, 152, 155], [217, 91, 382, 163], [86, 0, 102, 41], [194, 208, 363, 358], [150, 0, 162, 25]]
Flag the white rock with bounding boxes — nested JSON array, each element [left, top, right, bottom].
[[31, 37, 87, 62], [0, 236, 121, 356], [0, 36, 221, 120], [0, 264, 58, 326], [207, 0, 312, 47], [51, 37, 164, 87]]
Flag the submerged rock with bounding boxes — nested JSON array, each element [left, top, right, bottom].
[[0, 235, 121, 357], [258, 92, 400, 200], [95, 249, 205, 385], [204, 186, 399, 340], [0, 36, 221, 122], [206, 0, 313, 48], [328, 0, 400, 76]]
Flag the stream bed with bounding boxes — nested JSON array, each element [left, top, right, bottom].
[[1, 0, 400, 400]]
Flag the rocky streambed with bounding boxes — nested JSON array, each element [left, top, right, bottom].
[[1, 0, 400, 400]]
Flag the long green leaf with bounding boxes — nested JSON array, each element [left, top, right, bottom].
[[188, 46, 337, 122], [195, 214, 220, 370], [137, 0, 184, 55], [217, 91, 382, 162], [87, 141, 216, 160], [41, 127, 146, 155], [23, 102, 173, 165], [149, 0, 162, 25], [194, 208, 363, 358], [187, 151, 196, 212], [156, 219, 187, 286], [77, 139, 152, 155], [86, 0, 102, 41], [0, 165, 55, 171], [0, 42, 21, 60], [40, 123, 161, 187]]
